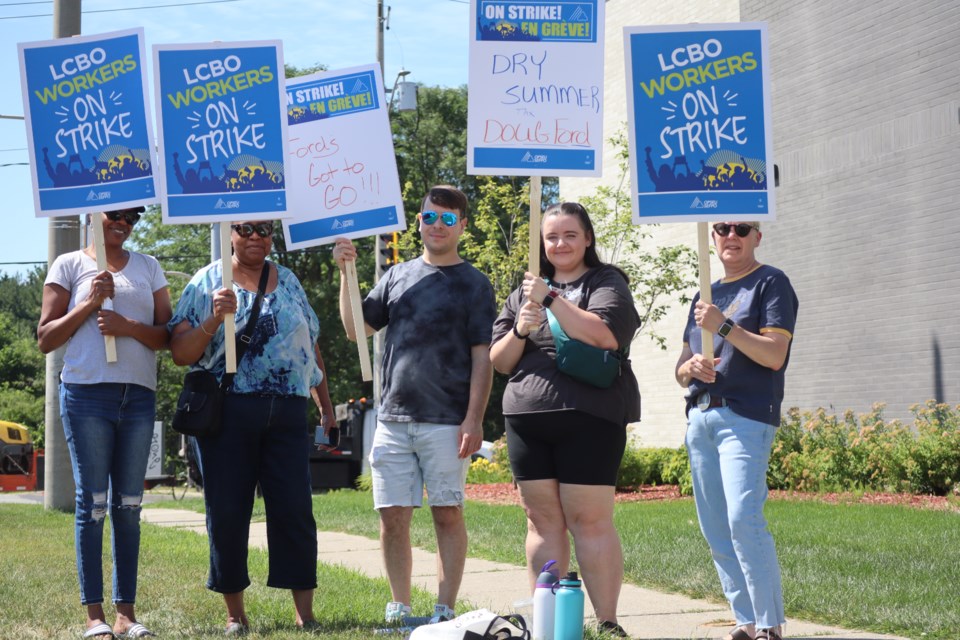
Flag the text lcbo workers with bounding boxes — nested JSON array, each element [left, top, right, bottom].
[[167, 54, 274, 108]]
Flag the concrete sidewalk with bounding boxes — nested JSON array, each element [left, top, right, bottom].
[[140, 508, 905, 640]]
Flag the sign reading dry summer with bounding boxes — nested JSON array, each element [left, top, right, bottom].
[[467, 0, 605, 176], [282, 64, 405, 250], [153, 41, 288, 223], [624, 23, 774, 223], [18, 28, 156, 217]]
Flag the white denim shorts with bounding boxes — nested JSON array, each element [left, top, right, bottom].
[[369, 420, 469, 509]]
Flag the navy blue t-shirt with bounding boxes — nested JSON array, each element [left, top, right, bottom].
[[363, 257, 496, 425], [683, 263, 798, 426]]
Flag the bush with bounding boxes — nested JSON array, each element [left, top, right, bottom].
[[471, 402, 960, 497], [769, 402, 960, 495]]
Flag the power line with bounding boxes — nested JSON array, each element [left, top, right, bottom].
[[0, 0, 246, 19]]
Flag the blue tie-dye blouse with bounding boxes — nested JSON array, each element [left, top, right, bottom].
[[169, 261, 322, 397]]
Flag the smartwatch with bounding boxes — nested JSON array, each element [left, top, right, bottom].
[[718, 317, 736, 338], [541, 290, 559, 308]]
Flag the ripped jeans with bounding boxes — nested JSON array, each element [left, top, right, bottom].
[[60, 382, 156, 605]]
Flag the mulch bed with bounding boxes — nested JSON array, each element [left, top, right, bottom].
[[465, 482, 959, 511]]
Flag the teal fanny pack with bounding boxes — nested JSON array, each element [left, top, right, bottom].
[[546, 308, 625, 389]]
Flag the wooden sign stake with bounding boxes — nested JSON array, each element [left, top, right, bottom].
[[345, 259, 373, 381], [219, 225, 237, 373], [90, 221, 117, 363], [697, 222, 715, 362]]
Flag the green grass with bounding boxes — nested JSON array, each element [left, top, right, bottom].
[[307, 490, 960, 640], [0, 503, 429, 639], [9, 493, 960, 639]]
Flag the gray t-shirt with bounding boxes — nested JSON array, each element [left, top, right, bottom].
[[46, 250, 168, 390], [492, 265, 642, 426], [363, 257, 496, 425]]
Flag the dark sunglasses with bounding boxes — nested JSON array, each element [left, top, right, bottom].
[[421, 211, 459, 227], [231, 222, 274, 238], [105, 210, 141, 225], [713, 222, 757, 238]]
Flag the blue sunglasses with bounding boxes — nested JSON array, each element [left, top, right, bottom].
[[421, 210, 459, 227]]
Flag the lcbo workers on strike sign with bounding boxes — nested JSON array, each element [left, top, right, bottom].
[[18, 28, 157, 217], [153, 41, 289, 223], [624, 23, 775, 223], [467, 0, 605, 177]]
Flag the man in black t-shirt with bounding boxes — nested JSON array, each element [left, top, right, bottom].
[[333, 185, 495, 624]]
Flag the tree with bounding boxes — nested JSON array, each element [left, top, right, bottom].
[[0, 271, 46, 445]]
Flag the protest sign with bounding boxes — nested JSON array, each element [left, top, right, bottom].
[[625, 22, 775, 359], [282, 64, 404, 250], [283, 64, 405, 381], [153, 40, 288, 224], [18, 28, 157, 217], [467, 0, 605, 177], [624, 23, 774, 223]]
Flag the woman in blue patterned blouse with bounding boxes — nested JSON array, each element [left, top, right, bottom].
[[169, 220, 335, 635]]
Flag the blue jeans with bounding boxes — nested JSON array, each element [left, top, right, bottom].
[[60, 382, 156, 605], [195, 394, 317, 593], [685, 406, 785, 629]]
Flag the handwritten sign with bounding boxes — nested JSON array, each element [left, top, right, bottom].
[[624, 23, 775, 223], [282, 64, 404, 249], [467, 0, 605, 176], [17, 28, 157, 217], [153, 41, 289, 224]]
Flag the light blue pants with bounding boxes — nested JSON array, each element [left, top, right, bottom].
[[685, 406, 785, 629]]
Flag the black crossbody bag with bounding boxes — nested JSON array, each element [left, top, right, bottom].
[[171, 262, 270, 437]]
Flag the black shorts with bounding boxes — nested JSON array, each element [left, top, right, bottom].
[[505, 410, 626, 486]]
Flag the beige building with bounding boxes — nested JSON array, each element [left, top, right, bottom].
[[564, 0, 960, 446]]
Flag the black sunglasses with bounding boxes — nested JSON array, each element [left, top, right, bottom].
[[713, 222, 757, 238], [232, 222, 274, 238], [105, 210, 141, 226]]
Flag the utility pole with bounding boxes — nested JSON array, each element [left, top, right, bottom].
[[44, 0, 82, 511], [373, 0, 387, 406]]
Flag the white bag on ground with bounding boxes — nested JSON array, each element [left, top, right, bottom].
[[408, 609, 530, 640]]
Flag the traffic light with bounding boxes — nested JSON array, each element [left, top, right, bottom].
[[377, 233, 397, 274]]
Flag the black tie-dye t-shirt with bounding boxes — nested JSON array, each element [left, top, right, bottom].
[[363, 257, 496, 425]]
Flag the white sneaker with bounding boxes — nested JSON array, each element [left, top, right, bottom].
[[429, 604, 455, 624], [384, 601, 412, 623]]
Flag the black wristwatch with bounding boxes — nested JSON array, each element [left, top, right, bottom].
[[718, 317, 736, 338], [541, 290, 559, 308]]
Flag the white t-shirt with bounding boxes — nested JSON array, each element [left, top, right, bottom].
[[45, 250, 168, 390]]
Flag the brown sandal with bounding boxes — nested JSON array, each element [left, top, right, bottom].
[[723, 627, 754, 640], [756, 629, 782, 640]]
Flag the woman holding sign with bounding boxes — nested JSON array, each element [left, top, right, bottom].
[[38, 207, 172, 640], [675, 221, 798, 640], [490, 202, 640, 637], [169, 220, 335, 635]]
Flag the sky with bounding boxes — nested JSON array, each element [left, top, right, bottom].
[[0, 0, 470, 276]]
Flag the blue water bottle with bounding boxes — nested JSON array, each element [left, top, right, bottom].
[[553, 571, 584, 640]]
